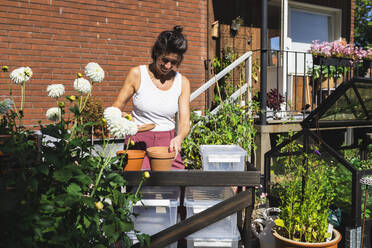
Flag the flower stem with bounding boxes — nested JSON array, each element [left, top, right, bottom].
[[135, 179, 144, 199], [21, 82, 25, 111], [19, 82, 25, 126], [91, 143, 115, 197], [81, 91, 91, 113]]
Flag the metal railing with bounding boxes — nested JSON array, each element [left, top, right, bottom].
[[258, 49, 357, 121], [190, 49, 372, 124]]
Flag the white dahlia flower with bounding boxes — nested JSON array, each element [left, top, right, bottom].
[[47, 84, 65, 98], [103, 107, 122, 124], [46, 107, 61, 122], [9, 67, 33, 85], [73, 78, 91, 94], [103, 106, 138, 138], [107, 118, 138, 139], [85, 62, 104, 83], [126, 121, 138, 136]]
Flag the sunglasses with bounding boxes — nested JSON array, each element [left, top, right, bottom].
[[161, 57, 179, 66]]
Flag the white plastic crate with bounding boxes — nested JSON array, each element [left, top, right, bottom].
[[200, 145, 246, 171], [184, 187, 238, 238], [186, 231, 241, 248], [128, 186, 180, 248]]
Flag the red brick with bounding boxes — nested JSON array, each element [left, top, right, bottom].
[[0, 0, 207, 126]]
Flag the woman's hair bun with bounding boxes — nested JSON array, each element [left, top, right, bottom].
[[173, 25, 183, 34]]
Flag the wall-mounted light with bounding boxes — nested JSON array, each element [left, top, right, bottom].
[[230, 16, 244, 37]]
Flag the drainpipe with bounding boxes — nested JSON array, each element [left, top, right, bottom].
[[260, 0, 268, 125]]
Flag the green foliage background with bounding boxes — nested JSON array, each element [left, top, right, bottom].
[[354, 0, 372, 48], [182, 98, 258, 170]]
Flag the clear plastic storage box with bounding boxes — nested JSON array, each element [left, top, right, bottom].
[[200, 145, 247, 171], [128, 186, 180, 248], [186, 231, 241, 248], [184, 187, 238, 238]]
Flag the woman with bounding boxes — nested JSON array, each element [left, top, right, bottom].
[[112, 26, 190, 170]]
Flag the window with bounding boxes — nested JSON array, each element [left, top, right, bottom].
[[290, 9, 330, 43]]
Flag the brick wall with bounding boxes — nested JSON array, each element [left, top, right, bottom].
[[0, 0, 207, 126]]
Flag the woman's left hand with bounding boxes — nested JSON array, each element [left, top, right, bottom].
[[169, 135, 182, 157]]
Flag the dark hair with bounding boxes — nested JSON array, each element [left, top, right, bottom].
[[151, 26, 188, 65]]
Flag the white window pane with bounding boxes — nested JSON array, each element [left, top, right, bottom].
[[290, 10, 329, 43]]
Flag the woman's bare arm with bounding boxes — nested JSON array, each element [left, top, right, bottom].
[[169, 75, 190, 153], [112, 66, 141, 110]]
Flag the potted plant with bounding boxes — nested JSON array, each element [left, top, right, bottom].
[[309, 40, 372, 67], [102, 106, 147, 171], [253, 89, 285, 120], [272, 131, 342, 248], [266, 88, 284, 118]]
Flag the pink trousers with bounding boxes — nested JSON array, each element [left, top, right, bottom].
[[125, 129, 184, 170]]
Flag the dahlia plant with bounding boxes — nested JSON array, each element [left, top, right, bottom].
[[0, 65, 33, 132], [0, 62, 149, 248]]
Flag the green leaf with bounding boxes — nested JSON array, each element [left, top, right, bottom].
[[54, 169, 73, 183], [69, 104, 80, 116], [74, 174, 92, 185], [93, 245, 106, 248], [38, 164, 50, 175], [102, 223, 115, 235], [274, 218, 285, 228], [106, 173, 126, 185], [83, 216, 91, 228], [66, 183, 82, 196], [118, 221, 134, 232]]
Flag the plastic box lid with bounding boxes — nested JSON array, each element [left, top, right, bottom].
[[200, 145, 247, 171], [132, 186, 181, 207], [184, 187, 235, 207], [200, 145, 247, 160]]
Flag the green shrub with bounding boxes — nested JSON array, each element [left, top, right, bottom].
[[182, 98, 258, 169]]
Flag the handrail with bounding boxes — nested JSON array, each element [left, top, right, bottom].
[[210, 55, 252, 115], [190, 51, 253, 102], [210, 83, 249, 115]]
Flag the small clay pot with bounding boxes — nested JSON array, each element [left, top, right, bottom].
[[146, 146, 175, 171], [116, 150, 146, 171], [273, 229, 342, 248]]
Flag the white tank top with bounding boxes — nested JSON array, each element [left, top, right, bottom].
[[132, 65, 182, 131]]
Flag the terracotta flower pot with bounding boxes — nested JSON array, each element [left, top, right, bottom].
[[116, 150, 146, 171], [146, 146, 175, 171], [272, 229, 342, 248]]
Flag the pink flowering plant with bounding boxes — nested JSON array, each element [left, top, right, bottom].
[[309, 40, 372, 62]]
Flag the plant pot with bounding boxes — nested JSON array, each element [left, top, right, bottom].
[[116, 150, 145, 171], [313, 56, 352, 67], [146, 146, 175, 171], [272, 229, 342, 248]]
